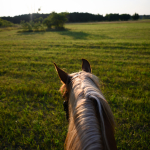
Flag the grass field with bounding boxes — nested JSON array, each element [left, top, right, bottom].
[[0, 20, 150, 150]]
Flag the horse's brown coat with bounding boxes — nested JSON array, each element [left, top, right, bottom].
[[54, 59, 117, 150]]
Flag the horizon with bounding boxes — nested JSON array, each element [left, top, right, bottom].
[[1, 12, 150, 18], [0, 0, 150, 17]]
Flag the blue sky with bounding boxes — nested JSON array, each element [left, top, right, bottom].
[[0, 0, 150, 17]]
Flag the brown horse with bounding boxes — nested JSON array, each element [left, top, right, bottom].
[[54, 59, 117, 150]]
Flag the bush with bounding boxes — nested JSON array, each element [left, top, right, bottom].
[[21, 21, 33, 31], [0, 18, 14, 27], [20, 21, 46, 32]]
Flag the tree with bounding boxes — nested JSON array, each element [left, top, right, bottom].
[[67, 12, 104, 22], [43, 12, 68, 29], [132, 13, 139, 20], [0, 18, 13, 27], [20, 20, 33, 31], [34, 17, 43, 23], [0, 19, 2, 26], [105, 14, 120, 21], [43, 18, 52, 29], [120, 14, 131, 21]]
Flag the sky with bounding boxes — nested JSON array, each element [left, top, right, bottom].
[[0, 0, 150, 17]]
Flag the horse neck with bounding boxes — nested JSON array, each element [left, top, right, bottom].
[[66, 97, 104, 150], [65, 79, 105, 150], [65, 74, 117, 150]]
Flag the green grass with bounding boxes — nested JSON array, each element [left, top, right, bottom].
[[0, 20, 150, 150]]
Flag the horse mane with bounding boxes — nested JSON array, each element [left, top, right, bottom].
[[60, 71, 115, 150]]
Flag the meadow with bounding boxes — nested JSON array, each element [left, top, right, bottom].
[[0, 20, 150, 150]]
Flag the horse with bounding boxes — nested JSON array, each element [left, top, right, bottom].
[[54, 59, 117, 150]]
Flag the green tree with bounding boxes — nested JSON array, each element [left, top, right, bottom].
[[43, 18, 52, 29], [20, 20, 33, 31], [132, 13, 139, 20], [105, 13, 120, 21], [34, 17, 43, 23], [43, 12, 68, 29], [0, 18, 13, 27], [120, 14, 131, 21]]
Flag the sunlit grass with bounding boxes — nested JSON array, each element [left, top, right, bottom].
[[0, 20, 150, 149]]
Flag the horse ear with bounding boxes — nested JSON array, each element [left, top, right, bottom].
[[54, 63, 70, 84], [82, 59, 91, 73]]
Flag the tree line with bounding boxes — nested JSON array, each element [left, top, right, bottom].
[[1, 12, 140, 24]]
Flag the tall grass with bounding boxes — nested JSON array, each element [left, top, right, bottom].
[[0, 20, 150, 149]]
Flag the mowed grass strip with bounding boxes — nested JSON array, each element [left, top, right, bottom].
[[0, 20, 150, 150]]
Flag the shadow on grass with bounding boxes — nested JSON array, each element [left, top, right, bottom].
[[57, 29, 89, 40], [55, 28, 113, 40], [17, 30, 46, 35], [17, 28, 90, 39], [17, 28, 112, 40]]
